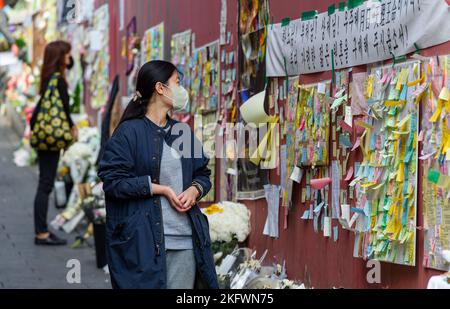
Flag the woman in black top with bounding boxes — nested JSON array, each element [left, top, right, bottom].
[[30, 41, 78, 246]]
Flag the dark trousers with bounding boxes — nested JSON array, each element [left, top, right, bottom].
[[34, 150, 60, 235]]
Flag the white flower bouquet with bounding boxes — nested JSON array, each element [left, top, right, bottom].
[[61, 127, 100, 167], [202, 201, 251, 243]]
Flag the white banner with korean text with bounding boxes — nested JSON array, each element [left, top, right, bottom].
[[266, 0, 450, 77]]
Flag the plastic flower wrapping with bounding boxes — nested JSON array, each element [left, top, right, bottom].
[[216, 247, 307, 289]]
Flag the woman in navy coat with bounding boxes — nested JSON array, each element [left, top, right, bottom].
[[98, 61, 218, 289]]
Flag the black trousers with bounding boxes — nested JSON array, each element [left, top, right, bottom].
[[34, 150, 60, 235]]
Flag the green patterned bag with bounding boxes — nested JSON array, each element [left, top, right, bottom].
[[31, 73, 73, 151]]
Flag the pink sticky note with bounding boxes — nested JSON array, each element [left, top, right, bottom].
[[311, 178, 332, 190], [380, 69, 389, 84], [432, 80, 441, 98], [351, 137, 361, 152], [419, 152, 436, 161], [345, 167, 354, 182], [299, 118, 305, 131], [360, 194, 367, 210]]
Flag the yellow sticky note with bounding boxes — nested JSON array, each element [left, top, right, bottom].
[[429, 100, 444, 123], [121, 36, 127, 58], [355, 121, 374, 130], [385, 100, 406, 107], [397, 163, 405, 182], [396, 114, 411, 129], [396, 69, 406, 91], [361, 182, 377, 188], [366, 75, 374, 98], [407, 74, 424, 87], [413, 63, 419, 76]]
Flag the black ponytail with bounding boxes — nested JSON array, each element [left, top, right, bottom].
[[118, 60, 178, 125]]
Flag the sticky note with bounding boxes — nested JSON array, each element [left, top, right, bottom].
[[385, 100, 406, 107], [428, 169, 440, 184], [417, 130, 424, 142], [439, 87, 450, 101], [313, 215, 319, 233], [314, 202, 325, 215], [348, 213, 360, 228], [324, 217, 332, 237], [317, 82, 327, 94], [290, 166, 303, 183], [339, 218, 350, 230], [399, 85, 408, 101], [341, 204, 350, 222], [311, 178, 332, 190], [355, 121, 374, 130], [339, 133, 353, 149], [333, 226, 339, 242], [301, 210, 309, 220], [344, 106, 353, 127], [351, 138, 361, 152], [366, 75, 374, 98], [345, 167, 354, 182], [331, 96, 347, 110]]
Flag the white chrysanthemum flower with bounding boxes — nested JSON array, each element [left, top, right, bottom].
[[202, 202, 251, 243]]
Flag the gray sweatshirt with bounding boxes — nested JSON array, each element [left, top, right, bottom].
[[149, 123, 193, 250]]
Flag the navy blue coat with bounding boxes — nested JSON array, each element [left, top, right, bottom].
[[98, 116, 218, 289]]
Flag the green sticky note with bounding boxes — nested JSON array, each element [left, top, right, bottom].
[[328, 4, 336, 15], [281, 17, 290, 27], [339, 2, 346, 11], [428, 170, 441, 184], [301, 10, 317, 21], [348, 0, 365, 9]]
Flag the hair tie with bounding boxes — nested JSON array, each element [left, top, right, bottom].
[[133, 90, 143, 103]]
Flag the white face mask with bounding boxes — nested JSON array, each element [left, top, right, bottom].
[[162, 84, 189, 112]]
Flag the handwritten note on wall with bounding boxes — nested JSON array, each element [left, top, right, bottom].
[[267, 0, 450, 76]]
